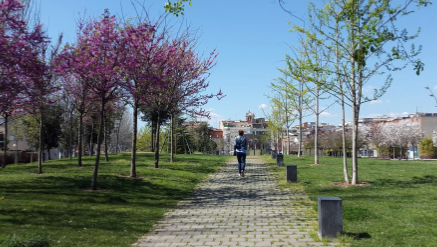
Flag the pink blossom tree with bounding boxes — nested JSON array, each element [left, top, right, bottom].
[[56, 74, 91, 167], [57, 10, 125, 189], [79, 11, 126, 190], [120, 21, 172, 177], [0, 0, 51, 170], [21, 33, 62, 174], [147, 39, 224, 168]]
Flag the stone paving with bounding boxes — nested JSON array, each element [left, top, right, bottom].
[[132, 157, 339, 247]]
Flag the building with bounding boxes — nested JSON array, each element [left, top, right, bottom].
[[220, 110, 271, 154], [0, 117, 60, 163]]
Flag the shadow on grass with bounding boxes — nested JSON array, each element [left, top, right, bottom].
[[343, 232, 371, 240], [371, 175, 437, 188]]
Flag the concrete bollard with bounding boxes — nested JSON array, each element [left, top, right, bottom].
[[286, 165, 297, 182], [276, 154, 284, 166], [271, 150, 277, 159], [318, 197, 343, 238]]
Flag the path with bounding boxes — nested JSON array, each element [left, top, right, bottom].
[[132, 157, 339, 247]]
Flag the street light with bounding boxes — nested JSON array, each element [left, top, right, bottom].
[[425, 86, 437, 107], [12, 143, 17, 164]]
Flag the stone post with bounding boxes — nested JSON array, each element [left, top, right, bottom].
[[276, 153, 284, 166], [286, 165, 297, 182], [318, 197, 343, 238], [271, 150, 276, 159]]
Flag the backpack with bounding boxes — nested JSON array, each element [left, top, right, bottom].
[[235, 136, 244, 149]]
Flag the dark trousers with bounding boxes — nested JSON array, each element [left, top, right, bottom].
[[236, 152, 246, 174]]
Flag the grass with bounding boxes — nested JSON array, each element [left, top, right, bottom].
[[263, 155, 437, 247], [0, 153, 231, 247]]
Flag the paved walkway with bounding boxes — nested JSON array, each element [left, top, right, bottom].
[[132, 157, 339, 247]]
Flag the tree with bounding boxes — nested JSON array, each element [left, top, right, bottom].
[[419, 137, 437, 158], [137, 125, 153, 151], [59, 10, 125, 190], [293, 0, 430, 184], [294, 36, 332, 164], [373, 120, 422, 159], [19, 17, 61, 174], [22, 105, 63, 160], [145, 38, 223, 168], [0, 0, 47, 168], [121, 20, 173, 177], [262, 100, 286, 152], [193, 123, 211, 153], [56, 74, 91, 166], [109, 106, 132, 153], [276, 51, 314, 157]]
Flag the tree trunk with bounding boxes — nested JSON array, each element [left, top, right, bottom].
[[104, 116, 109, 162], [38, 110, 43, 174], [89, 122, 94, 157], [116, 111, 123, 153], [314, 85, 319, 165], [350, 5, 359, 185], [151, 121, 155, 152], [337, 17, 350, 183], [78, 112, 83, 167], [352, 103, 360, 184], [69, 109, 73, 160], [154, 115, 161, 168], [91, 98, 105, 190], [298, 80, 303, 158], [170, 114, 174, 162], [130, 103, 138, 177], [341, 96, 349, 183], [1, 115, 8, 168]]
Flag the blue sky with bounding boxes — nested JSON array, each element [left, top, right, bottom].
[[38, 0, 437, 129]]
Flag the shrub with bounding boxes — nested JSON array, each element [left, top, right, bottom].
[[418, 137, 437, 158]]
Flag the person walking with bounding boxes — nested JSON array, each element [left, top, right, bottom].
[[234, 130, 247, 177]]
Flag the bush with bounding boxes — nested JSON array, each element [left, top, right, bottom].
[[418, 137, 437, 158]]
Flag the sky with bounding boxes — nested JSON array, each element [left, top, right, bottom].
[[37, 0, 437, 129]]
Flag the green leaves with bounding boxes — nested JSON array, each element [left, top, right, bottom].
[[164, 0, 193, 17], [414, 60, 424, 75]]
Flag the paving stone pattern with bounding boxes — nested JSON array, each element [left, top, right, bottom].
[[133, 157, 339, 247]]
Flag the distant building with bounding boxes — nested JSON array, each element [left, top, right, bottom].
[[220, 110, 270, 154], [0, 117, 59, 163]]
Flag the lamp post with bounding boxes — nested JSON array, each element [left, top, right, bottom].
[[13, 143, 17, 164], [425, 86, 437, 107]]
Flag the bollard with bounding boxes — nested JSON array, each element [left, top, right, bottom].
[[318, 197, 343, 238], [286, 165, 297, 182], [271, 150, 277, 159], [276, 154, 284, 166]]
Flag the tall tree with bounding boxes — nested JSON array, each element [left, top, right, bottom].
[[293, 0, 430, 184], [0, 0, 47, 168], [147, 39, 223, 168], [121, 20, 173, 177], [58, 10, 125, 190]]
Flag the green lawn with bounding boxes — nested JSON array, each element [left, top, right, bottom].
[[0, 153, 230, 247], [263, 155, 437, 247]]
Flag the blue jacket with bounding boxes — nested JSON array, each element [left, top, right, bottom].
[[234, 135, 247, 154]]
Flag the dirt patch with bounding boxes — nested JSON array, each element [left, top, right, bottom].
[[332, 181, 370, 187]]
